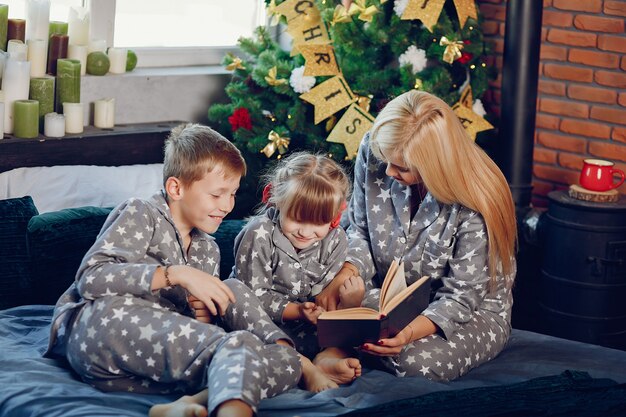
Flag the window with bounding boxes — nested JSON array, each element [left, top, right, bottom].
[[2, 0, 82, 22]]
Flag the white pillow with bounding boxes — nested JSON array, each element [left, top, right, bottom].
[[0, 164, 164, 213]]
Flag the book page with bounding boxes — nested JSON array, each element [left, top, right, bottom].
[[380, 261, 407, 311], [382, 275, 430, 314], [318, 307, 380, 320]]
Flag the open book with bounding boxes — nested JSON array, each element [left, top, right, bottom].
[[317, 261, 431, 348]]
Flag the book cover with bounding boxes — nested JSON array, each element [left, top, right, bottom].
[[317, 261, 431, 348]]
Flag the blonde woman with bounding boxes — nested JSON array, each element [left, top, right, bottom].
[[316, 90, 517, 381]]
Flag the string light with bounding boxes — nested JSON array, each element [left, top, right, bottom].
[[470, 64, 476, 69], [481, 63, 486, 67], [287, 114, 292, 119], [469, 26, 474, 30]]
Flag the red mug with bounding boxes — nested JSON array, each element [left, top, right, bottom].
[[579, 159, 625, 192]]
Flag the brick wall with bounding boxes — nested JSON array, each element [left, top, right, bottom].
[[478, 0, 626, 207]]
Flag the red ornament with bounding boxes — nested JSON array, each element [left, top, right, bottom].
[[228, 107, 252, 132], [458, 52, 473, 64]]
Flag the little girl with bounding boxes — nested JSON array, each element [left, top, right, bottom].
[[230, 152, 363, 385]]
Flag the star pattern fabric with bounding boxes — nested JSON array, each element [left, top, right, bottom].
[[231, 207, 348, 358], [347, 134, 515, 381], [45, 192, 302, 414]]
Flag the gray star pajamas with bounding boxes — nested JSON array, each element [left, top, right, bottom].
[[347, 134, 516, 381], [230, 207, 348, 358], [46, 192, 301, 415]]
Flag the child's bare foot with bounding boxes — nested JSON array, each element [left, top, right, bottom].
[[337, 276, 365, 309], [314, 356, 362, 384], [300, 356, 339, 393], [149, 395, 208, 417]]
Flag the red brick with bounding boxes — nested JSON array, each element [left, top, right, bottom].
[[493, 38, 504, 54], [540, 98, 589, 118], [536, 113, 561, 130], [619, 93, 626, 108], [568, 85, 617, 105], [543, 10, 574, 27], [537, 131, 587, 153], [541, 27, 548, 42], [560, 118, 611, 139], [543, 0, 552, 7], [534, 147, 558, 164], [568, 49, 620, 69], [589, 141, 626, 163], [590, 106, 626, 125], [538, 62, 544, 76], [547, 29, 597, 47], [479, 4, 506, 20], [622, 56, 626, 71], [540, 45, 568, 61], [544, 63, 593, 83], [533, 165, 580, 186], [531, 180, 555, 197], [553, 0, 602, 13], [604, 0, 626, 17], [613, 127, 626, 143], [481, 21, 500, 35], [595, 70, 626, 89], [573, 15, 625, 33], [598, 35, 626, 53], [538, 79, 566, 96], [558, 153, 587, 171]]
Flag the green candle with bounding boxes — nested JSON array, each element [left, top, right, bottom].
[[29, 77, 55, 131], [0, 5, 8, 51], [55, 58, 80, 113], [49, 21, 68, 37], [13, 99, 39, 139]]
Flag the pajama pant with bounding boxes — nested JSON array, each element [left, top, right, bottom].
[[65, 279, 302, 414], [362, 289, 510, 381], [281, 321, 320, 360]]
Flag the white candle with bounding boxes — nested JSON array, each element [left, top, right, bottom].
[[0, 50, 7, 82], [27, 39, 47, 77], [25, 0, 50, 49], [68, 44, 88, 75], [0, 101, 4, 139], [63, 102, 83, 134], [68, 6, 90, 46], [107, 47, 127, 74], [7, 40, 28, 61], [1, 59, 31, 134], [94, 98, 115, 128], [44, 112, 65, 137], [87, 38, 107, 54]]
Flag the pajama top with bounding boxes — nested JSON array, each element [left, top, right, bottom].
[[46, 191, 220, 356], [229, 206, 348, 323], [346, 133, 515, 340]]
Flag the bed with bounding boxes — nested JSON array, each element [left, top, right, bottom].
[[1, 125, 625, 417]]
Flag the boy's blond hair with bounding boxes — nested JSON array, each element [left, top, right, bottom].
[[163, 123, 246, 187], [262, 152, 351, 225]]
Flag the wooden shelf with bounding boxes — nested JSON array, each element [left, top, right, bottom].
[[0, 121, 183, 173]]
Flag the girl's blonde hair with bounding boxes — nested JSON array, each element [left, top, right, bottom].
[[163, 123, 246, 187], [370, 90, 517, 284], [262, 152, 351, 224]]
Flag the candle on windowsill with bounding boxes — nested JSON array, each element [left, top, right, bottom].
[[29, 77, 54, 130], [27, 39, 47, 77], [87, 39, 106, 54], [68, 44, 87, 75], [7, 19, 26, 43], [94, 98, 115, 128], [47, 33, 68, 75], [13, 99, 40, 139], [55, 58, 81, 113], [63, 102, 83, 134], [107, 47, 127, 74], [0, 5, 8, 51], [8, 40, 28, 61], [1, 59, 31, 134], [25, 0, 50, 49], [49, 21, 68, 37], [44, 112, 65, 137], [68, 6, 89, 46]]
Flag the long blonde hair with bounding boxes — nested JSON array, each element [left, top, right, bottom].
[[370, 90, 516, 283], [262, 152, 351, 224]]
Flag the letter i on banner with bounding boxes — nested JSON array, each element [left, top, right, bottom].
[[401, 0, 446, 32], [327, 104, 375, 160], [300, 75, 356, 125]]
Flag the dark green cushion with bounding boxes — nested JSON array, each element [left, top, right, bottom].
[[27, 206, 112, 305], [0, 196, 39, 309]]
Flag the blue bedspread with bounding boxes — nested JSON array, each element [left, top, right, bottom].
[[2, 305, 626, 417]]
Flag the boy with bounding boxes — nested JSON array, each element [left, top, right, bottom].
[[46, 124, 329, 417]]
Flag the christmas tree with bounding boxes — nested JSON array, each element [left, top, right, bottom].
[[208, 0, 496, 217]]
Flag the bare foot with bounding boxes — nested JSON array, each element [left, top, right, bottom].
[[300, 356, 339, 393], [337, 276, 365, 309], [314, 356, 362, 384], [149, 395, 208, 417]]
